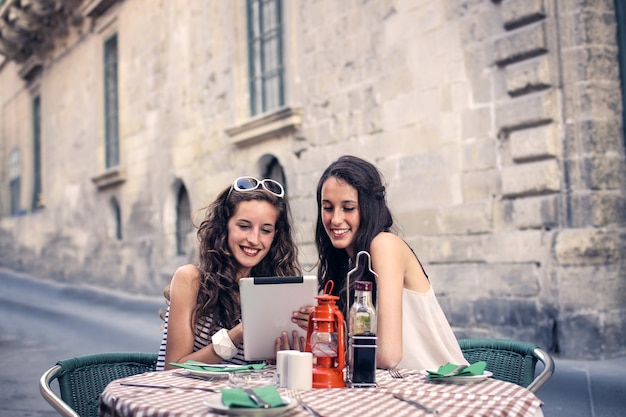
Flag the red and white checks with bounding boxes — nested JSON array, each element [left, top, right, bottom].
[[99, 368, 543, 417]]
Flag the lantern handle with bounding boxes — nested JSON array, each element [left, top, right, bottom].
[[323, 279, 334, 295]]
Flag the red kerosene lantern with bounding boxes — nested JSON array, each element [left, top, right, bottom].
[[305, 281, 346, 388]]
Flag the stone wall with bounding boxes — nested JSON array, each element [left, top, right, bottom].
[[0, 0, 624, 359]]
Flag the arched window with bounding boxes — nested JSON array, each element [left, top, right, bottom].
[[176, 184, 192, 255], [260, 154, 287, 193], [9, 148, 21, 215], [110, 197, 122, 240]]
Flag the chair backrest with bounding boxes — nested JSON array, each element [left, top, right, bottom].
[[43, 352, 158, 417], [458, 338, 554, 393]]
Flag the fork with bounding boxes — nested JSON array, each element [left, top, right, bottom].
[[293, 391, 325, 417], [172, 372, 216, 382], [388, 368, 420, 379]]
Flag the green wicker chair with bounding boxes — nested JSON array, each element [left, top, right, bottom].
[[39, 352, 158, 417], [458, 338, 554, 393]]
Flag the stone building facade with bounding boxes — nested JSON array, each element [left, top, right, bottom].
[[0, 0, 624, 359]]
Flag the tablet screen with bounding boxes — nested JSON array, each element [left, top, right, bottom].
[[239, 276, 318, 361]]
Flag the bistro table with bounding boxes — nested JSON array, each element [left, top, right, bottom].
[[99, 368, 544, 417]]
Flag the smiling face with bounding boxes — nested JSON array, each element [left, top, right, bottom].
[[320, 176, 361, 258], [227, 199, 279, 278]]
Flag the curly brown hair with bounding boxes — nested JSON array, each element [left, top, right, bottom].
[[186, 183, 301, 336]]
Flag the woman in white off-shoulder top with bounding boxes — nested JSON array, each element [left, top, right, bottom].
[[289, 155, 467, 371]]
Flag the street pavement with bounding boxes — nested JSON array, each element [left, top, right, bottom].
[[0, 267, 164, 417], [537, 355, 626, 417], [1, 267, 624, 417]]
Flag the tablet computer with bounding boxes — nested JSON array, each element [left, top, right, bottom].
[[239, 275, 318, 361]]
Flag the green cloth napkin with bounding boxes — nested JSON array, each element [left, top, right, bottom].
[[220, 385, 286, 409], [426, 361, 487, 380], [169, 361, 266, 372]]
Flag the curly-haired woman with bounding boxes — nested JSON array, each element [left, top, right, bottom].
[[156, 177, 300, 370]]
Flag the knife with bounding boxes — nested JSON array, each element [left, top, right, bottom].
[[393, 393, 438, 414], [244, 388, 270, 408], [119, 382, 217, 392], [184, 362, 242, 368]]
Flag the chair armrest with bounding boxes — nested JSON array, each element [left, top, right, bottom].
[[527, 347, 555, 393], [39, 365, 80, 417]]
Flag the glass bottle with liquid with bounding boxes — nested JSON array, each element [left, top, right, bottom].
[[349, 280, 377, 386]]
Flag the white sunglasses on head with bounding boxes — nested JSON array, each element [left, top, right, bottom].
[[229, 176, 285, 198]]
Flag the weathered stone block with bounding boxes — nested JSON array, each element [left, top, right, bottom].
[[458, 7, 502, 43], [463, 138, 497, 171], [561, 47, 620, 84], [461, 106, 493, 140], [474, 298, 541, 326], [444, 0, 490, 20], [502, 0, 546, 29], [483, 230, 552, 264], [502, 159, 560, 197], [494, 21, 547, 66], [392, 172, 461, 208], [492, 199, 514, 231], [556, 0, 613, 13], [555, 228, 626, 265], [587, 193, 626, 227], [428, 230, 549, 264], [558, 310, 626, 358], [462, 170, 500, 201], [576, 119, 625, 155], [397, 149, 463, 179], [439, 201, 493, 234], [438, 296, 474, 328], [394, 208, 441, 236], [558, 264, 625, 311], [587, 154, 626, 190], [426, 235, 485, 263], [510, 123, 559, 162], [486, 263, 542, 297], [463, 46, 494, 104], [564, 82, 623, 121], [427, 263, 483, 298], [563, 9, 618, 46], [513, 195, 558, 229], [496, 89, 556, 132], [505, 55, 551, 96]]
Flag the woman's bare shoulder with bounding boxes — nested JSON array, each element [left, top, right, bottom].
[[371, 232, 406, 251], [171, 264, 201, 287]]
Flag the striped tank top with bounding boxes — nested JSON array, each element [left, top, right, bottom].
[[156, 306, 250, 370]]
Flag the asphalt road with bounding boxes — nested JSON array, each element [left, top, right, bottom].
[[0, 268, 164, 417]]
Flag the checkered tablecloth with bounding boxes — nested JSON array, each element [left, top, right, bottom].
[[99, 368, 544, 417]]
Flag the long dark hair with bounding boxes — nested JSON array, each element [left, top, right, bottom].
[[173, 184, 301, 336], [315, 155, 393, 313]]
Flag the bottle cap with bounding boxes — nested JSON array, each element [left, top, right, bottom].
[[354, 281, 373, 291]]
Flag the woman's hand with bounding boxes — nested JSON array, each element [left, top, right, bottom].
[[291, 306, 314, 331], [274, 330, 305, 353]]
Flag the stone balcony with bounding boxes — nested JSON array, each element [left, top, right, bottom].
[[0, 0, 115, 80]]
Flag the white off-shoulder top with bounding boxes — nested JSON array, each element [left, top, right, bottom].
[[397, 285, 468, 370]]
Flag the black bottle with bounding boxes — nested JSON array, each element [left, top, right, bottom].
[[349, 280, 377, 386]]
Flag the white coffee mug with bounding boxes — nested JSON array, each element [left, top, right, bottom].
[[286, 351, 313, 391], [276, 350, 292, 388]]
